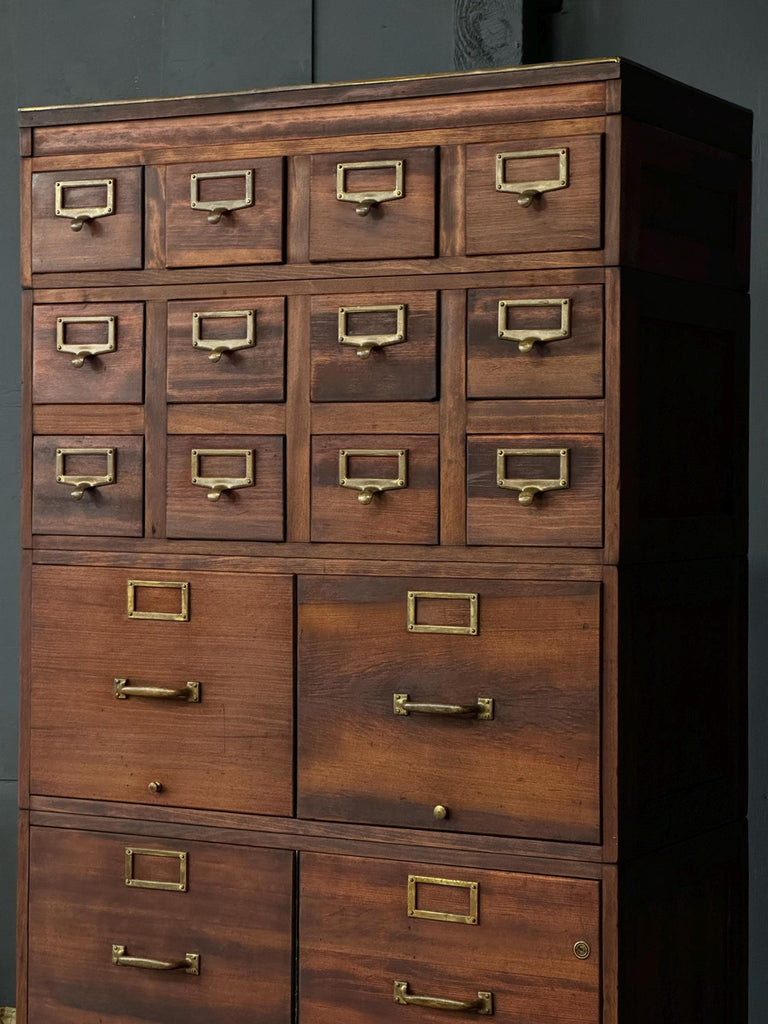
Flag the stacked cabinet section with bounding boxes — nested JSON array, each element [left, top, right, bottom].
[[19, 60, 750, 1024]]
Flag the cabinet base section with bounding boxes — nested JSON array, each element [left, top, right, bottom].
[[17, 812, 746, 1024]]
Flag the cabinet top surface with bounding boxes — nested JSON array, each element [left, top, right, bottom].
[[18, 56, 751, 140]]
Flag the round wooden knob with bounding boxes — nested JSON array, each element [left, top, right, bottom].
[[148, 781, 163, 794], [433, 804, 448, 820]]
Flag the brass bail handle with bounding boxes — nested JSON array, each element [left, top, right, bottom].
[[112, 945, 200, 975], [394, 981, 493, 1015]]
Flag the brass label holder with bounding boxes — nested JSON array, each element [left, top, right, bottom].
[[407, 875, 479, 925], [338, 448, 407, 504], [495, 147, 569, 207], [190, 168, 254, 223], [125, 848, 188, 892], [337, 303, 407, 358], [496, 447, 570, 505], [55, 177, 114, 230], [191, 448, 254, 501], [336, 158, 404, 216], [497, 297, 571, 353], [127, 580, 190, 622], [55, 447, 115, 500], [192, 309, 256, 362], [56, 315, 117, 366], [407, 591, 478, 636]]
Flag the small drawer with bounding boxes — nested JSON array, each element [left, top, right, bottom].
[[33, 302, 144, 404], [31, 165, 143, 272], [311, 434, 439, 544], [32, 434, 143, 536], [29, 826, 293, 1024], [300, 852, 600, 1024], [166, 434, 284, 541], [466, 134, 602, 256], [310, 291, 438, 401], [309, 147, 436, 261], [165, 157, 283, 267], [167, 297, 285, 402], [467, 284, 603, 398], [30, 565, 294, 814], [297, 575, 600, 842], [467, 434, 604, 547]]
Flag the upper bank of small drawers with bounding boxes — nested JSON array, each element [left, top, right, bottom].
[[30, 131, 604, 272]]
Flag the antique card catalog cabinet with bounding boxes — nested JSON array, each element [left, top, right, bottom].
[[18, 59, 750, 1023]]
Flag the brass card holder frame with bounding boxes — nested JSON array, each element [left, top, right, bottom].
[[192, 309, 256, 362], [338, 448, 407, 504], [191, 447, 254, 501], [125, 847, 188, 892], [55, 177, 114, 231], [336, 158, 404, 216], [393, 981, 493, 1015], [114, 678, 200, 703], [407, 875, 479, 925], [190, 168, 254, 223], [496, 447, 570, 506], [111, 945, 200, 975], [56, 315, 117, 367], [337, 303, 407, 358], [407, 591, 479, 636], [55, 447, 115, 500], [495, 147, 569, 207], [394, 694, 493, 720], [497, 297, 571, 353], [127, 580, 190, 622]]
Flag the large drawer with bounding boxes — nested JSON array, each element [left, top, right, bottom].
[[300, 851, 600, 1024], [28, 826, 293, 1024], [297, 575, 601, 842], [30, 565, 294, 815]]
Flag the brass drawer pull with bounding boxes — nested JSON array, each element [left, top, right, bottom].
[[191, 448, 254, 501], [114, 678, 200, 703], [495, 147, 569, 207], [338, 304, 407, 359], [339, 448, 407, 504], [192, 309, 256, 362], [393, 694, 493, 720], [394, 981, 493, 1015], [56, 315, 117, 367], [496, 447, 570, 505], [336, 159, 404, 216], [497, 298, 571, 353], [190, 168, 254, 224], [112, 944, 200, 975], [55, 447, 115, 500], [407, 591, 478, 636], [55, 177, 114, 231]]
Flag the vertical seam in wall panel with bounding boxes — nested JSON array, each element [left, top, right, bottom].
[[310, 0, 316, 83]]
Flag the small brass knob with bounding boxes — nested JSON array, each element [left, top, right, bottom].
[[148, 781, 163, 794], [433, 804, 448, 820], [573, 940, 591, 960]]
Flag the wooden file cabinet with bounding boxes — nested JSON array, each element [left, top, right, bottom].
[[18, 59, 750, 1023]]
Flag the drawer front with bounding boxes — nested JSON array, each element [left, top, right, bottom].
[[29, 826, 293, 1024], [33, 302, 144, 404], [309, 147, 436, 261], [167, 296, 285, 402], [32, 434, 144, 536], [297, 575, 600, 842], [310, 290, 438, 401], [311, 435, 439, 544], [165, 157, 284, 267], [467, 284, 603, 399], [300, 852, 600, 1024], [31, 165, 143, 272], [467, 434, 604, 547], [167, 434, 284, 540], [30, 565, 294, 815], [466, 134, 602, 256]]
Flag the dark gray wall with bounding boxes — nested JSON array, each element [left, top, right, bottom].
[[1, 1, 764, 1019]]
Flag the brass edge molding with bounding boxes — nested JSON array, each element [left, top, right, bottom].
[[0, 1008, 17, 1024]]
